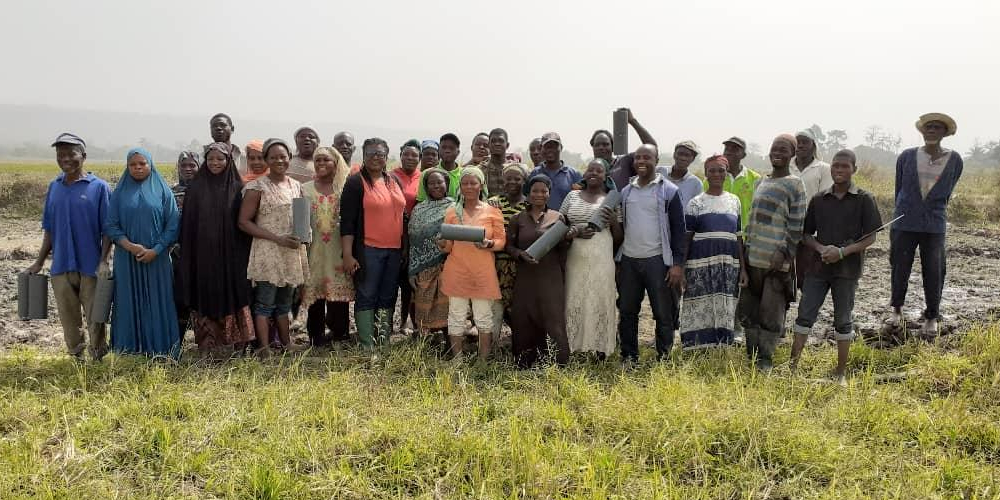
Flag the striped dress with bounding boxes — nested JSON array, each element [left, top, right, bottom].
[[679, 192, 742, 348]]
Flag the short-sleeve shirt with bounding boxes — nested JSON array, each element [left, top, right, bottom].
[[390, 166, 422, 216], [362, 179, 406, 249], [803, 184, 882, 279], [42, 173, 110, 277], [529, 161, 583, 210]]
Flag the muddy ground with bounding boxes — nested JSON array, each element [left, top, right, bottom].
[[2, 216, 998, 355]]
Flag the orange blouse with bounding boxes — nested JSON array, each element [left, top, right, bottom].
[[440, 203, 506, 300]]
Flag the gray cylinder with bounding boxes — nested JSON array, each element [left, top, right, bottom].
[[613, 108, 629, 156], [17, 272, 30, 320], [292, 197, 312, 243], [525, 220, 569, 261], [27, 273, 48, 320], [440, 224, 486, 243], [90, 274, 114, 324], [587, 189, 623, 232]]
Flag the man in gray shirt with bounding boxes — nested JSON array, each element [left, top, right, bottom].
[[617, 144, 687, 366], [657, 140, 704, 211]]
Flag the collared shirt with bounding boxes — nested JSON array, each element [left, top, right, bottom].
[[529, 161, 583, 210], [656, 167, 703, 212], [791, 157, 833, 198], [745, 175, 808, 271], [390, 166, 422, 216], [41, 172, 110, 276], [416, 163, 463, 202], [621, 175, 665, 259], [804, 184, 882, 279]]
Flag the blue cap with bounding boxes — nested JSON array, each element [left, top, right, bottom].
[[420, 139, 440, 151], [51, 132, 86, 149]]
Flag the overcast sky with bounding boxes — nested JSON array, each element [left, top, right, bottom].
[[1, 0, 997, 156]]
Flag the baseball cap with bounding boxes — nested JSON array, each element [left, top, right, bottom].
[[440, 133, 461, 147], [51, 132, 86, 149], [541, 132, 562, 147], [674, 140, 700, 156], [722, 136, 747, 150]]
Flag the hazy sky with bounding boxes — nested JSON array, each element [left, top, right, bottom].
[[2, 0, 997, 156]]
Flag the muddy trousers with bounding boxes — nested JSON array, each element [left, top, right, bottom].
[[889, 230, 945, 320], [51, 272, 107, 358], [738, 266, 792, 367]]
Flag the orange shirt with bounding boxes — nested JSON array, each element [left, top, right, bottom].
[[362, 179, 406, 249], [391, 167, 422, 216], [440, 204, 506, 300]]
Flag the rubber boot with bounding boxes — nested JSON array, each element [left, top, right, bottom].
[[355, 309, 375, 351], [375, 308, 394, 347], [756, 329, 780, 372]]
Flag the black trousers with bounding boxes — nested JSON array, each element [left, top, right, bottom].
[[890, 230, 946, 320], [306, 300, 350, 340]]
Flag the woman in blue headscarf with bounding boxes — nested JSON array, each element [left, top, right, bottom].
[[105, 148, 182, 358]]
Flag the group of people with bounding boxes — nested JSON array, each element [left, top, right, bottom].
[[26, 110, 964, 380]]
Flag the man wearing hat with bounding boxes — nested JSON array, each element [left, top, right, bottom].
[[528, 132, 583, 210], [25, 133, 112, 361], [792, 129, 833, 198], [710, 136, 762, 233], [889, 113, 964, 337], [416, 133, 464, 201], [656, 140, 704, 211]]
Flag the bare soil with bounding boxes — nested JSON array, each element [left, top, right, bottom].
[[2, 217, 997, 354]]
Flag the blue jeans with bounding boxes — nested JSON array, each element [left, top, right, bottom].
[[356, 246, 402, 311], [253, 282, 295, 318], [793, 275, 858, 341], [617, 255, 679, 361]]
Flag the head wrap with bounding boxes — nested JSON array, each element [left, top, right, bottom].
[[526, 173, 552, 192], [773, 134, 798, 151], [506, 152, 523, 163], [176, 151, 201, 187], [312, 146, 349, 194], [577, 158, 618, 193], [796, 129, 819, 156], [115, 148, 173, 238], [420, 168, 451, 201], [502, 163, 528, 178], [242, 140, 268, 182], [294, 126, 319, 139], [262, 138, 291, 159], [453, 167, 487, 222], [704, 154, 729, 169], [421, 139, 440, 151]]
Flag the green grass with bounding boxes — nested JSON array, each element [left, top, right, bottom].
[[3, 324, 1000, 499]]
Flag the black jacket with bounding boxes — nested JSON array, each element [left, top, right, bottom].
[[339, 171, 406, 285]]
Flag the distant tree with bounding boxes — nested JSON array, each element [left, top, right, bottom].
[[863, 125, 902, 154], [863, 126, 883, 149], [824, 129, 848, 155]]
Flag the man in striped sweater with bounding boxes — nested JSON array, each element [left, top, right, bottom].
[[739, 134, 808, 371]]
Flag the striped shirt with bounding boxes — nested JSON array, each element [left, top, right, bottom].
[[745, 175, 807, 271]]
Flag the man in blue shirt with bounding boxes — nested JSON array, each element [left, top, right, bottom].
[[26, 133, 112, 360], [529, 132, 582, 210]]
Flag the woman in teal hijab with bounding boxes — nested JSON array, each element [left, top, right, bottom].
[[105, 148, 182, 358]]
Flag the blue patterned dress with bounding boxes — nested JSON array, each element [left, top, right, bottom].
[[679, 192, 742, 348]]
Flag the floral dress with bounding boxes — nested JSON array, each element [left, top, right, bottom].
[[244, 175, 309, 287], [302, 182, 354, 306]]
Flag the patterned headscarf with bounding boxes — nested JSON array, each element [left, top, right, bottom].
[[176, 150, 201, 187], [774, 134, 798, 151], [704, 154, 729, 169], [453, 166, 487, 222], [243, 139, 268, 182]]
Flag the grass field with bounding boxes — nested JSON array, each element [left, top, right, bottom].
[[2, 325, 1000, 499]]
